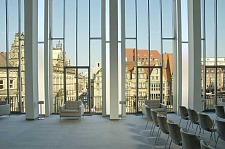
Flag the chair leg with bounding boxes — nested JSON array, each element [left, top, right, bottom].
[[188, 121, 192, 131], [152, 125, 156, 136], [185, 120, 189, 128], [156, 130, 161, 145], [145, 120, 149, 130], [179, 118, 182, 125], [199, 127, 201, 135], [165, 135, 169, 149], [169, 139, 172, 149], [155, 128, 161, 144], [215, 135, 219, 148], [150, 123, 154, 135], [195, 124, 198, 134], [209, 132, 213, 144]]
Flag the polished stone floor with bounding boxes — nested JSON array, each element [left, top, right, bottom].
[[0, 112, 224, 149]]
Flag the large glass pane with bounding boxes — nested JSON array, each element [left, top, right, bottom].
[[162, 40, 173, 111], [77, 0, 89, 66], [65, 0, 76, 66], [204, 67, 216, 110], [38, 0, 44, 42], [125, 41, 136, 113], [0, 1, 24, 113], [125, 0, 136, 37], [125, 65, 136, 113], [205, 0, 215, 59], [217, 67, 225, 100], [52, 0, 64, 37], [0, 0, 6, 56], [150, 0, 161, 54], [137, 0, 148, 50], [137, 67, 148, 113], [65, 68, 76, 101], [0, 69, 7, 102], [92, 69, 102, 113], [52, 40, 64, 113], [90, 40, 102, 113], [21, 0, 24, 33], [162, 0, 173, 38], [77, 69, 89, 113], [181, 0, 188, 42], [9, 68, 19, 113], [149, 68, 161, 100], [217, 0, 225, 65], [90, 0, 101, 37]]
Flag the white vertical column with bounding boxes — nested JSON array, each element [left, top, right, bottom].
[[49, 0, 53, 114], [121, 0, 126, 117], [24, 0, 39, 120], [101, 0, 106, 116], [174, 0, 182, 113], [110, 0, 119, 119], [44, 0, 50, 116], [188, 0, 201, 111]]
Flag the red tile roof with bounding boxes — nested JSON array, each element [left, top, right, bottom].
[[0, 52, 7, 67], [126, 48, 174, 82]]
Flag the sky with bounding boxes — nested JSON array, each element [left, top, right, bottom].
[[1, 0, 225, 65]]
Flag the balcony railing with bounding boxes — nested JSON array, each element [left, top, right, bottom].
[[202, 94, 225, 111], [8, 93, 224, 114], [126, 95, 174, 113], [0, 95, 25, 113]]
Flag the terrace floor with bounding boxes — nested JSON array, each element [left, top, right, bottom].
[[0, 112, 224, 149]]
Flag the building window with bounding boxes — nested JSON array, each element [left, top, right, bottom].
[[0, 80, 4, 90], [138, 83, 142, 88], [142, 83, 146, 88], [10, 80, 14, 89], [96, 83, 99, 87], [125, 83, 129, 89]]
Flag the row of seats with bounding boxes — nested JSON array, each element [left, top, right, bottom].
[[179, 105, 225, 148], [144, 105, 225, 149]]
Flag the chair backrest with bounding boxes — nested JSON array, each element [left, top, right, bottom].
[[198, 113, 213, 131], [179, 106, 188, 118], [65, 100, 82, 109], [167, 120, 182, 145], [200, 140, 215, 149], [188, 109, 198, 124], [157, 114, 169, 134], [145, 100, 160, 108], [215, 119, 225, 141], [214, 105, 225, 119], [151, 109, 159, 126], [145, 105, 152, 119], [180, 128, 201, 149]]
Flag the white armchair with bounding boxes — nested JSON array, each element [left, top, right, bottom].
[[142, 100, 167, 118], [59, 100, 84, 121], [0, 100, 10, 117]]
